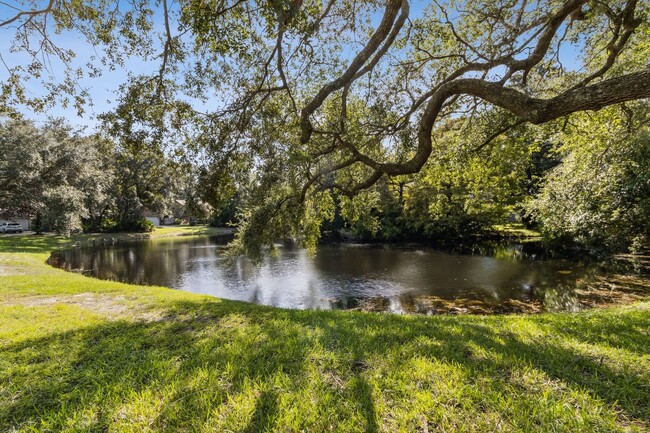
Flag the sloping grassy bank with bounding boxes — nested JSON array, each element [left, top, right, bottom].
[[1, 231, 649, 432]]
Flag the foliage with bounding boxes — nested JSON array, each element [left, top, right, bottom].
[[527, 106, 650, 252], [96, 217, 120, 233], [94, 216, 155, 233], [401, 120, 532, 239], [0, 0, 157, 115], [2, 0, 649, 253], [208, 194, 239, 227], [120, 217, 156, 233], [338, 113, 544, 241], [105, 125, 179, 227], [0, 117, 115, 235], [0, 116, 205, 235], [40, 185, 86, 236]]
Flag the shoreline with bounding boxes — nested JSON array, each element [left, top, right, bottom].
[[39, 228, 650, 316]]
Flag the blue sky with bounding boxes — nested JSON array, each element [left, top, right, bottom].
[[0, 10, 162, 131]]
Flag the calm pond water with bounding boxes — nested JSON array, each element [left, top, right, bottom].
[[47, 236, 616, 314]]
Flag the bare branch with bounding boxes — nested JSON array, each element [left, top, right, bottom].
[[473, 119, 526, 152], [0, 0, 55, 28]]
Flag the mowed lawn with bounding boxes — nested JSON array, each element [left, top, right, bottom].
[[1, 231, 649, 432]]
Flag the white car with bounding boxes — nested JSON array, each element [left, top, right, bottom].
[[0, 222, 24, 233]]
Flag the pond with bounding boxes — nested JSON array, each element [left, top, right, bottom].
[[48, 235, 648, 314]]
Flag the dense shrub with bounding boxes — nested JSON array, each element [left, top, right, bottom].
[[98, 218, 120, 233], [528, 114, 650, 253], [92, 217, 154, 233]]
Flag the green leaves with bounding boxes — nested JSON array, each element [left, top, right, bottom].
[[0, 116, 115, 234], [527, 105, 650, 252]]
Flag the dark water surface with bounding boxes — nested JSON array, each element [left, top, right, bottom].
[[47, 236, 622, 314]]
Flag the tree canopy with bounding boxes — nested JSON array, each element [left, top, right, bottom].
[[0, 118, 114, 234], [528, 105, 650, 250], [1, 0, 649, 252]]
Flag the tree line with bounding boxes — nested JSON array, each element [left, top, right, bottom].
[[0, 116, 235, 235], [333, 103, 650, 253], [2, 100, 648, 253]]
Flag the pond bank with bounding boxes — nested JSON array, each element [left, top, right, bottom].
[[1, 229, 649, 432]]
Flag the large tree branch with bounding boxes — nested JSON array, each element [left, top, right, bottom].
[[391, 0, 590, 132], [299, 0, 406, 143], [571, 0, 641, 88], [319, 67, 650, 195]]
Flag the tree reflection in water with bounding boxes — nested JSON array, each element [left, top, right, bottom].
[[48, 237, 648, 314]]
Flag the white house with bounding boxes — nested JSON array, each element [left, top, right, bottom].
[[142, 210, 161, 227]]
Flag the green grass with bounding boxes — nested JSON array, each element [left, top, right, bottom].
[[491, 223, 543, 240], [1, 231, 649, 432]]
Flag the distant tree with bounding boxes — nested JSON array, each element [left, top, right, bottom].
[[177, 168, 211, 223], [109, 146, 177, 227], [100, 103, 181, 228], [0, 117, 114, 234], [40, 185, 86, 235], [0, 118, 45, 218]]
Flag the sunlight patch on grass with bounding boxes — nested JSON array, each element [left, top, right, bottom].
[[492, 223, 542, 239]]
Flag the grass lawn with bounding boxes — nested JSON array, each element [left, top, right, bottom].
[[490, 224, 543, 241], [0, 230, 649, 432]]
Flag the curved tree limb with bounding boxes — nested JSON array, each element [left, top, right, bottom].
[[0, 0, 55, 28], [315, 67, 650, 196], [299, 0, 406, 143]]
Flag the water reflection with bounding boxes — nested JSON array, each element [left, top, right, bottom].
[[48, 236, 620, 314]]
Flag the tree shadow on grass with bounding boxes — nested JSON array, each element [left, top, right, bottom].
[[310, 308, 650, 422], [0, 234, 67, 254], [1, 301, 310, 431], [157, 300, 650, 426], [1, 297, 649, 431], [349, 374, 378, 433], [242, 389, 279, 433]]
